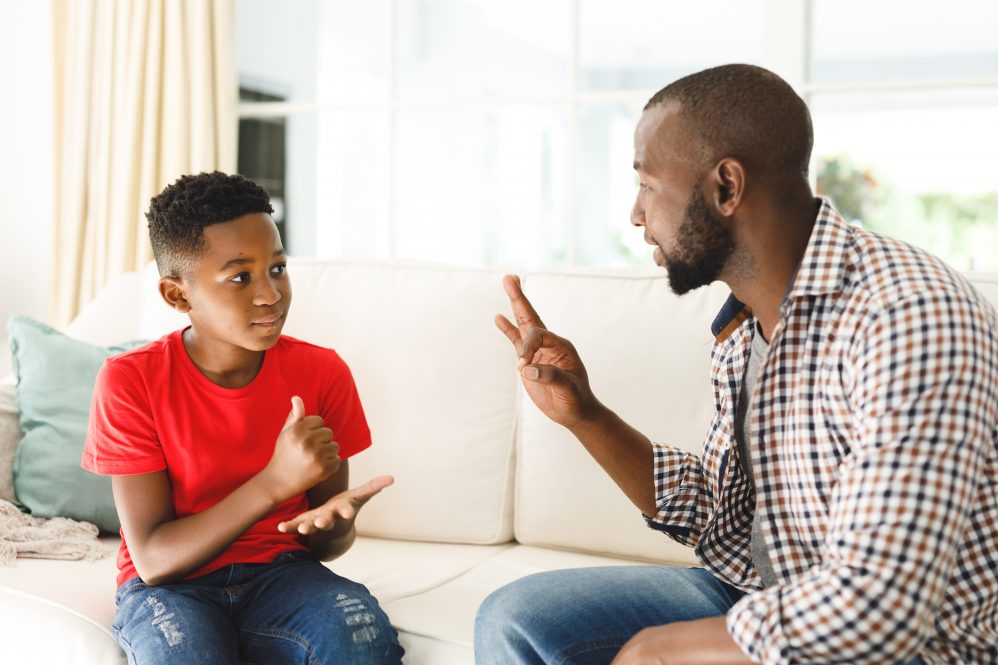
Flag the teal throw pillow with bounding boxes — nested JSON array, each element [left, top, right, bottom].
[[8, 315, 145, 533]]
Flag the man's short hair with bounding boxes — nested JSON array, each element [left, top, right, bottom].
[[146, 171, 274, 278], [645, 64, 813, 180]]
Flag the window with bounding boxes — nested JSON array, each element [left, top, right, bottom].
[[808, 0, 998, 270], [236, 0, 998, 271]]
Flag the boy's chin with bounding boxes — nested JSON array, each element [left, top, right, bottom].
[[244, 326, 285, 351]]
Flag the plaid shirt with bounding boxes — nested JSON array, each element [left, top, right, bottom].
[[647, 199, 998, 664]]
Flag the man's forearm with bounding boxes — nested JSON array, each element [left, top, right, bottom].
[[568, 404, 657, 516]]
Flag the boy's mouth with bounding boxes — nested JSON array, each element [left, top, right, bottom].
[[251, 314, 284, 327]]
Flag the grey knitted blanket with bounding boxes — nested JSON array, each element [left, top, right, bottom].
[[0, 499, 112, 564]]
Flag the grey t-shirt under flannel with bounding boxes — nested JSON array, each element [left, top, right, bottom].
[[733, 325, 778, 588]]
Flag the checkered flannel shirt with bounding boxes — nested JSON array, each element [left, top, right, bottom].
[[646, 199, 998, 664]]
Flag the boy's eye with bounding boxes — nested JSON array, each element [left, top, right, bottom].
[[231, 272, 250, 284], [271, 263, 287, 275]]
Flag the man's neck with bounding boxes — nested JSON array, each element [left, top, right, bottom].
[[728, 197, 819, 341]]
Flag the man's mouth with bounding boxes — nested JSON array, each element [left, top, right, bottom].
[[653, 246, 665, 267]]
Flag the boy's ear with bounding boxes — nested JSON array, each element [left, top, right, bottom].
[[159, 276, 192, 313]]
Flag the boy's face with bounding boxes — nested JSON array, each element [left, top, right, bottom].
[[162, 212, 291, 353]]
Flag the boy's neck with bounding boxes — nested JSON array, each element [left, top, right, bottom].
[[182, 327, 266, 389]]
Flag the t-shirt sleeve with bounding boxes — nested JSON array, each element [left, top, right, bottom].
[[82, 357, 166, 475], [318, 350, 371, 460]]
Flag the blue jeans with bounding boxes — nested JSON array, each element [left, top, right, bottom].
[[113, 551, 403, 665], [474, 566, 925, 665]]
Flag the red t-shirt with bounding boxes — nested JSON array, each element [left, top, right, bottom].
[[82, 328, 371, 587]]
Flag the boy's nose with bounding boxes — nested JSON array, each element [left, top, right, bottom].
[[253, 279, 282, 306]]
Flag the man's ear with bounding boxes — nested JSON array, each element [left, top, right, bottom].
[[711, 157, 746, 216], [159, 276, 192, 313]]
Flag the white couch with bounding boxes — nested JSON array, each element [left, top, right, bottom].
[[3, 259, 997, 665]]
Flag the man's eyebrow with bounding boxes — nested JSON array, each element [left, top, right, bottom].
[[219, 249, 286, 271]]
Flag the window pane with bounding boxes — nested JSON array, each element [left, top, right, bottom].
[[811, 89, 998, 271], [237, 0, 319, 103], [395, 108, 568, 266], [579, 0, 766, 92], [811, 0, 998, 83], [576, 103, 649, 267], [237, 0, 390, 104], [315, 112, 392, 260], [397, 0, 572, 99]]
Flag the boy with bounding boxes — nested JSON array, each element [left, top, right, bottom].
[[82, 172, 404, 664]]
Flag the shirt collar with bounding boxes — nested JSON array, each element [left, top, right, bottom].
[[710, 197, 851, 342]]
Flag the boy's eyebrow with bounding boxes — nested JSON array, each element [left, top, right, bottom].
[[219, 249, 287, 271]]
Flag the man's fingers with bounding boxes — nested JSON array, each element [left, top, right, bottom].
[[502, 274, 546, 332], [521, 363, 574, 387], [520, 327, 562, 364], [495, 314, 523, 352]]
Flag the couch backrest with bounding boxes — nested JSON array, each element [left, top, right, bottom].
[[126, 260, 518, 544], [59, 262, 998, 562], [513, 270, 998, 564], [513, 271, 727, 564]]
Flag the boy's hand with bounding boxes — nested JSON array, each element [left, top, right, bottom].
[[261, 396, 342, 501], [496, 274, 601, 429], [277, 475, 395, 535]]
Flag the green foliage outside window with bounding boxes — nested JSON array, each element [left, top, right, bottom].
[[816, 156, 998, 271]]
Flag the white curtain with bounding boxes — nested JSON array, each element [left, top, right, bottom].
[[52, 0, 236, 326]]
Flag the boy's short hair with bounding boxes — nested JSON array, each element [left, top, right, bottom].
[[147, 171, 274, 278]]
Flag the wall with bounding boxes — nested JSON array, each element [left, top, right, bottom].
[[0, 0, 55, 377]]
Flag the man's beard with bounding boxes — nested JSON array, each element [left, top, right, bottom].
[[661, 188, 735, 296]]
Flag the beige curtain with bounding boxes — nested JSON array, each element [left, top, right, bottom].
[[52, 0, 236, 326]]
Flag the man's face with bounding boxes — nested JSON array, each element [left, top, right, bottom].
[[179, 212, 291, 352], [631, 104, 734, 295]]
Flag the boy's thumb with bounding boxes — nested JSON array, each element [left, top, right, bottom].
[[284, 395, 305, 428]]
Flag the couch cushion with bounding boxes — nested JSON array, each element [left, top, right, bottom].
[[381, 544, 671, 651], [327, 536, 513, 604], [513, 271, 730, 563], [63, 270, 147, 346], [0, 586, 125, 665], [281, 260, 518, 545], [0, 536, 511, 665], [7, 317, 145, 532]]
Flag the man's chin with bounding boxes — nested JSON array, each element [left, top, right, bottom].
[[663, 262, 710, 296]]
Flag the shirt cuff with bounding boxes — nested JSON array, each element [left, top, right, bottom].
[[727, 586, 789, 665]]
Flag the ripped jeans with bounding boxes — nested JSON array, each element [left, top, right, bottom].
[[113, 551, 403, 665]]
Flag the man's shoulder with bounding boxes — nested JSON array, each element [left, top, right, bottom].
[[844, 225, 986, 315]]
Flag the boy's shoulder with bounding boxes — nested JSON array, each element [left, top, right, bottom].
[[274, 335, 351, 374], [103, 332, 175, 372]]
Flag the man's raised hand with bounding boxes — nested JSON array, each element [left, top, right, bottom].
[[261, 396, 342, 502], [495, 275, 600, 428]]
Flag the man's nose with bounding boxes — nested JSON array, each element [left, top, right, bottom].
[[630, 197, 645, 227]]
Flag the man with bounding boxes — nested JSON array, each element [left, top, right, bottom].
[[475, 64, 997, 664]]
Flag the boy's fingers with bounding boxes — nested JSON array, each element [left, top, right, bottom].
[[284, 395, 305, 428], [347, 475, 395, 505]]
